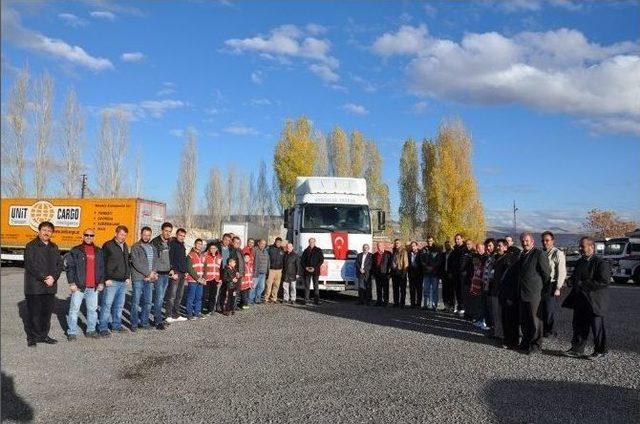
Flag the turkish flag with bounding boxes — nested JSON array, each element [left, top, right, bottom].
[[331, 232, 349, 260]]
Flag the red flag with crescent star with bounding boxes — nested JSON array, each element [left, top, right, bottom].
[[331, 232, 348, 260]]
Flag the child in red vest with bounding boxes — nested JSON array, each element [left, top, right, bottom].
[[239, 253, 254, 310], [203, 243, 222, 314], [222, 258, 239, 316]]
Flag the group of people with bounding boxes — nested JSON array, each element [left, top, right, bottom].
[[22, 221, 326, 346], [23, 221, 610, 360], [353, 232, 610, 359]]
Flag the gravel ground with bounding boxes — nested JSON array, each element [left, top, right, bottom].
[[2, 266, 639, 423]]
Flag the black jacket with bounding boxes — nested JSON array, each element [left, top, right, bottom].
[[301, 246, 324, 276], [450, 244, 469, 279], [229, 247, 246, 275], [355, 252, 373, 280], [169, 238, 187, 273], [441, 249, 454, 279], [283, 251, 302, 282], [267, 244, 285, 270], [372, 250, 391, 275], [65, 244, 105, 289], [102, 239, 131, 281], [24, 237, 63, 295], [516, 248, 551, 302], [562, 255, 610, 316], [420, 246, 442, 277], [408, 250, 422, 277], [490, 252, 517, 297], [222, 266, 238, 290]]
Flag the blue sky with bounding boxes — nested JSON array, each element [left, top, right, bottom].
[[2, 0, 639, 232]]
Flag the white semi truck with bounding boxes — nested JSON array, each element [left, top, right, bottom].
[[284, 177, 385, 291]]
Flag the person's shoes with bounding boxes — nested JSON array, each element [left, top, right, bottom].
[[562, 349, 585, 358], [99, 331, 111, 338], [140, 326, 152, 330], [165, 317, 176, 324], [526, 346, 541, 355], [198, 314, 207, 319], [457, 309, 465, 317], [588, 352, 608, 361], [187, 316, 195, 321], [27, 340, 37, 347], [314, 300, 320, 305], [242, 305, 250, 310], [67, 335, 77, 341], [130, 327, 138, 332], [156, 323, 166, 330], [86, 331, 100, 339], [115, 327, 128, 333], [175, 316, 188, 322], [41, 336, 58, 344]]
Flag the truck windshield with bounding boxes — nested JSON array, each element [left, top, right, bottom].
[[604, 242, 626, 255], [302, 204, 371, 233]]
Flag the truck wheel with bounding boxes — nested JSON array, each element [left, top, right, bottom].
[[613, 277, 630, 285]]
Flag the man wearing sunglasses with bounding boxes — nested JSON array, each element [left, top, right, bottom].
[[65, 229, 105, 340]]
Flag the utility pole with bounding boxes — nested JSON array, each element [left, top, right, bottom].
[[81, 174, 87, 198], [513, 200, 518, 237]]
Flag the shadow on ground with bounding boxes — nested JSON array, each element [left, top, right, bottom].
[[1, 372, 34, 422], [484, 378, 640, 423]]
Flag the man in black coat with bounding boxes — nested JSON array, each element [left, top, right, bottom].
[[300, 238, 324, 305], [440, 241, 455, 312], [408, 241, 422, 308], [562, 236, 611, 360], [23, 221, 64, 346], [515, 232, 551, 354], [98, 225, 132, 336], [449, 233, 468, 316], [372, 242, 391, 306], [355, 244, 373, 305], [165, 228, 187, 322]]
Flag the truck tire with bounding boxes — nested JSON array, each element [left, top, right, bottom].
[[613, 277, 630, 285]]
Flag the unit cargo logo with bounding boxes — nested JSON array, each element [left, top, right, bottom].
[[9, 201, 81, 231]]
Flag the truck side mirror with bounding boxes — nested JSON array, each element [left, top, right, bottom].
[[283, 208, 292, 229], [377, 210, 386, 231]]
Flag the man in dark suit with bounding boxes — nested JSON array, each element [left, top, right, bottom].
[[515, 232, 551, 354], [408, 241, 422, 308], [301, 238, 324, 305], [355, 244, 373, 304], [371, 242, 391, 306], [562, 236, 611, 360], [440, 241, 455, 312]]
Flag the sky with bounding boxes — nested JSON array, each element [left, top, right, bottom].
[[1, 0, 639, 232]]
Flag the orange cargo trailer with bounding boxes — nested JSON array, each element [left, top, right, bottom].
[[1, 198, 166, 259]]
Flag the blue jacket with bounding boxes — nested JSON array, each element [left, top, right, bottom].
[[65, 243, 105, 290]]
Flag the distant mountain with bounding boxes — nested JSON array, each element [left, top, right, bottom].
[[487, 226, 586, 248]]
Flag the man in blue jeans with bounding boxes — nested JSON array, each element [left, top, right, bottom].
[[250, 239, 269, 304], [65, 229, 105, 340], [99, 225, 131, 337], [151, 222, 173, 329], [420, 236, 442, 311], [130, 226, 157, 331]]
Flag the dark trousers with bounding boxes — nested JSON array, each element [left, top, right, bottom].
[[392, 273, 407, 306], [374, 272, 389, 305], [501, 300, 519, 347], [222, 287, 236, 314], [408, 272, 422, 307], [239, 289, 250, 307], [25, 294, 55, 342], [542, 294, 559, 336], [304, 273, 320, 303], [571, 308, 607, 354], [357, 275, 371, 304], [454, 275, 465, 311], [202, 280, 220, 313], [442, 274, 455, 309], [164, 272, 186, 318], [519, 298, 543, 350]]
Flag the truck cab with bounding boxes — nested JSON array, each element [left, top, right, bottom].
[[284, 177, 385, 291], [601, 237, 640, 284]]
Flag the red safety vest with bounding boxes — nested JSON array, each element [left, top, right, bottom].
[[204, 251, 221, 282], [185, 250, 205, 283], [240, 258, 254, 291]]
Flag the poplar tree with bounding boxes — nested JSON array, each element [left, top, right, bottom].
[[312, 129, 329, 176], [273, 116, 316, 209], [329, 126, 350, 177], [364, 140, 391, 232], [398, 138, 421, 238], [175, 127, 197, 228], [421, 139, 439, 239], [350, 130, 366, 178]]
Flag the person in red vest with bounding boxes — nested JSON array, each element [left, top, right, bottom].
[[185, 239, 207, 320], [202, 242, 222, 315], [239, 253, 254, 309]]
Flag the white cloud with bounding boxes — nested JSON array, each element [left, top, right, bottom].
[[411, 101, 428, 114], [372, 24, 429, 57], [224, 24, 340, 83], [90, 11, 116, 20], [309, 63, 339, 83], [169, 129, 184, 138], [58, 13, 88, 28], [342, 103, 369, 115], [372, 25, 640, 135], [2, 7, 113, 71], [156, 82, 176, 96], [351, 74, 377, 92], [486, 0, 584, 12], [306, 23, 327, 35], [224, 124, 259, 136], [121, 52, 146, 62], [251, 70, 264, 84], [249, 98, 271, 106], [101, 99, 185, 120], [423, 3, 438, 17]]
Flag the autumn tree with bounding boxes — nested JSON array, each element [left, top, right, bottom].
[[59, 88, 84, 197], [1, 66, 30, 197], [421, 139, 439, 239], [431, 119, 485, 243], [96, 108, 129, 197], [175, 127, 197, 228], [273, 116, 316, 209], [584, 209, 637, 238], [312, 129, 329, 176], [364, 140, 391, 232], [350, 130, 366, 178], [399, 138, 421, 238], [329, 126, 350, 177]]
